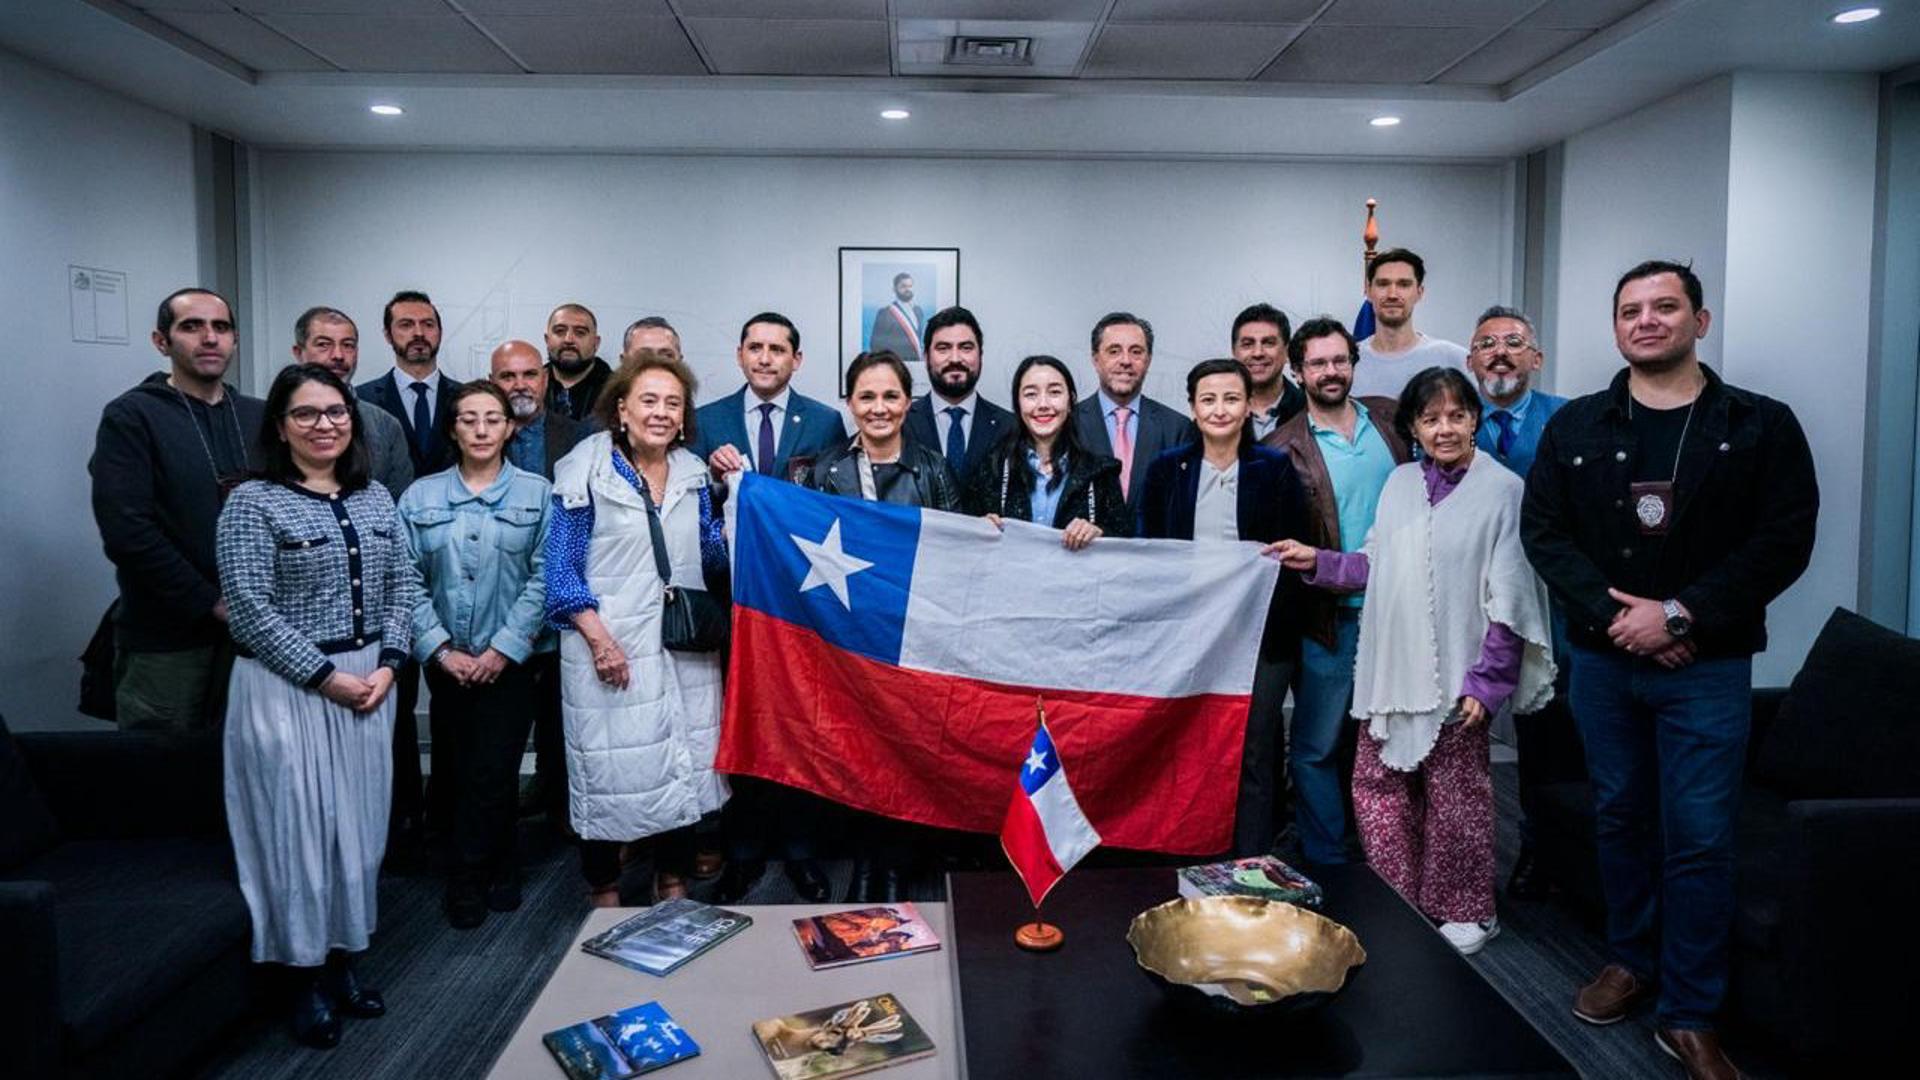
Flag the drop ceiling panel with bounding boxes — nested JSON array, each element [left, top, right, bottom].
[[1517, 0, 1650, 31], [1318, 0, 1541, 28], [1086, 22, 1302, 80], [461, 1, 676, 14], [673, 0, 885, 16], [144, 10, 335, 71], [253, 14, 522, 73], [1109, 0, 1328, 22], [214, 0, 449, 13], [136, 1, 239, 13], [1260, 25, 1490, 82], [685, 17, 890, 76], [483, 15, 705, 75], [1437, 28, 1587, 85], [893, 0, 1108, 18]]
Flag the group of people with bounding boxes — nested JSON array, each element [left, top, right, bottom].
[[90, 247, 1816, 1079]]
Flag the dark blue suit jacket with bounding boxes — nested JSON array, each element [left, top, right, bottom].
[[356, 369, 462, 477], [904, 393, 1014, 479], [1073, 392, 1196, 519], [691, 386, 848, 481]]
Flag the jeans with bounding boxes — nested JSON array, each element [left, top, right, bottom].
[[1290, 609, 1360, 865], [1569, 643, 1751, 1030]]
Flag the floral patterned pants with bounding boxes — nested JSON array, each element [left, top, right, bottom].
[[1352, 720, 1495, 923]]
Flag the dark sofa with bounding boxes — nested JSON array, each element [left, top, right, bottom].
[[1523, 608, 1920, 1067], [0, 715, 254, 1079]]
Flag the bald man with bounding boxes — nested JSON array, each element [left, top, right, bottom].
[[493, 338, 586, 482], [544, 302, 611, 423]]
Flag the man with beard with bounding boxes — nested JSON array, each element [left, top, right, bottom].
[[292, 305, 413, 498], [90, 287, 265, 732], [1464, 305, 1568, 900], [903, 306, 1012, 479], [492, 338, 585, 480], [1523, 262, 1814, 1079], [1264, 317, 1409, 866], [1352, 249, 1469, 400], [695, 312, 846, 485], [621, 315, 683, 365], [1233, 302, 1306, 439], [359, 289, 461, 476], [868, 272, 925, 363], [544, 302, 612, 423], [1072, 311, 1193, 517]]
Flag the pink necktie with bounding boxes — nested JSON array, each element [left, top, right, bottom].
[[1112, 405, 1134, 498]]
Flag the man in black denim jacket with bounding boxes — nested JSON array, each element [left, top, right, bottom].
[[1521, 260, 1816, 1080]]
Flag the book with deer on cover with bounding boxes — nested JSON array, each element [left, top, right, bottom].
[[752, 993, 935, 1079], [791, 904, 942, 970]]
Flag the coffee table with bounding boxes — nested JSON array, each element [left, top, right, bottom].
[[947, 865, 1577, 1078], [487, 902, 959, 1078]]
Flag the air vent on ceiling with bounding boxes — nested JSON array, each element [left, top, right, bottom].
[[946, 36, 1034, 67]]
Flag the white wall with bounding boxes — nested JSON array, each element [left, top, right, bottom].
[[0, 50, 205, 731], [250, 153, 1511, 411], [1721, 72, 1880, 684]]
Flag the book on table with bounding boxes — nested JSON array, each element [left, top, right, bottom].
[[751, 993, 935, 1079], [791, 903, 943, 970], [543, 1000, 699, 1079], [580, 897, 753, 976], [1177, 854, 1325, 907]]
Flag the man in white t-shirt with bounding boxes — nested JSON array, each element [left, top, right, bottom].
[[1351, 247, 1469, 400]]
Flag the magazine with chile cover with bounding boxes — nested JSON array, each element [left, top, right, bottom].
[[752, 993, 935, 1079], [1176, 855, 1326, 907], [580, 898, 753, 976], [542, 1001, 700, 1079], [791, 904, 943, 971]]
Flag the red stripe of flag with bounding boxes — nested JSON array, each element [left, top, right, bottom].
[[999, 789, 1067, 907]]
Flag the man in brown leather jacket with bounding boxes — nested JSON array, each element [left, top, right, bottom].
[[1261, 317, 1410, 865]]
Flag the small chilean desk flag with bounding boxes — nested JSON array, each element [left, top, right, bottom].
[[1000, 702, 1102, 907]]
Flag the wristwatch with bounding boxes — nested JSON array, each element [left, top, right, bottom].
[[1662, 599, 1692, 639]]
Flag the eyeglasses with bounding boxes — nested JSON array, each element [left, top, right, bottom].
[[1472, 334, 1539, 353], [1299, 356, 1354, 373], [285, 405, 352, 429]]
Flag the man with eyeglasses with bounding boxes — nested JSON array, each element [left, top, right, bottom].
[[1263, 317, 1410, 865], [292, 306, 413, 499], [1467, 306, 1567, 483]]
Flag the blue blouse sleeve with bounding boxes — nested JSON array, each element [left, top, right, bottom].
[[698, 485, 729, 591], [543, 494, 597, 630]]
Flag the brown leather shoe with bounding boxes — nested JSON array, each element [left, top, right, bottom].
[[1656, 1027, 1741, 1080], [692, 851, 725, 880], [1572, 963, 1649, 1025]]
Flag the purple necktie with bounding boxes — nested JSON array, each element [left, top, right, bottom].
[[756, 402, 777, 475]]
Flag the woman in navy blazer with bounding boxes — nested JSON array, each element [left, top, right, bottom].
[[1138, 358, 1310, 859]]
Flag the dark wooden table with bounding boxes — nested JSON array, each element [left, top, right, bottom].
[[948, 865, 1576, 1079]]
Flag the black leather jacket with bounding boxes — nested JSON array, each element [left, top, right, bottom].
[[805, 438, 962, 512], [960, 442, 1132, 537]]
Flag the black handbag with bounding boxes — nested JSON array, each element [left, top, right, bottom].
[[638, 477, 730, 653]]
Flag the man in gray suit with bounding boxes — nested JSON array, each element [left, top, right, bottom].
[[292, 306, 413, 499], [1073, 311, 1194, 517]]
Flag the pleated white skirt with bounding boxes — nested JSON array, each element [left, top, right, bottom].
[[224, 643, 393, 966]]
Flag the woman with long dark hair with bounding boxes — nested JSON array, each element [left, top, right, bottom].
[[216, 364, 418, 1048], [962, 354, 1130, 544]]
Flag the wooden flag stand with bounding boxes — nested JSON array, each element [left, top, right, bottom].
[[1014, 695, 1066, 952]]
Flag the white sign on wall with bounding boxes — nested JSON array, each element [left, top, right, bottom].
[[70, 265, 130, 344]]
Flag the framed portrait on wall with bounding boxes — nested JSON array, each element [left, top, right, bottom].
[[838, 246, 960, 395]]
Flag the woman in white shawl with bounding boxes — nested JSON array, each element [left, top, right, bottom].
[[1273, 366, 1554, 955]]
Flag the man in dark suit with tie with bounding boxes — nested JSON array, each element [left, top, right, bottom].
[[356, 289, 461, 478], [693, 312, 848, 484], [903, 306, 1013, 481], [1073, 311, 1195, 519], [867, 272, 925, 363]]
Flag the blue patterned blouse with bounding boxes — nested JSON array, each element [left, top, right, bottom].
[[543, 446, 727, 630]]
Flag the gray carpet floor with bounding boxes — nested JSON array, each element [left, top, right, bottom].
[[186, 764, 1791, 1079]]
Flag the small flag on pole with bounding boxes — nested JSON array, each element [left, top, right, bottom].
[[1000, 699, 1102, 907]]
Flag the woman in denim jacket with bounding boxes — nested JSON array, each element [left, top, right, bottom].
[[398, 380, 551, 930]]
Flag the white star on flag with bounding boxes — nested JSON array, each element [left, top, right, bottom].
[[1025, 747, 1048, 774], [790, 518, 873, 610]]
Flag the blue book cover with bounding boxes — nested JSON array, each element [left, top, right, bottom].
[[543, 1001, 700, 1079]]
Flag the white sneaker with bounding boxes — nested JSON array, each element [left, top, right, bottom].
[[1438, 918, 1500, 955]]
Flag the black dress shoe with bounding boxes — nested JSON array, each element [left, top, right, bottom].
[[784, 859, 831, 903], [1507, 846, 1551, 900], [844, 858, 875, 904], [324, 954, 386, 1019], [486, 875, 523, 913], [291, 979, 342, 1048], [714, 859, 766, 905], [446, 876, 488, 930]]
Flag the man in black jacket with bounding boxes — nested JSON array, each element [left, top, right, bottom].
[[1521, 261, 1816, 1080], [358, 289, 460, 477], [1073, 312, 1195, 518], [90, 287, 264, 733], [903, 306, 1013, 480], [544, 302, 613, 423]]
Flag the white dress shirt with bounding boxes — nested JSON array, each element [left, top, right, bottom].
[[391, 368, 443, 428], [932, 391, 979, 448], [743, 385, 794, 458]]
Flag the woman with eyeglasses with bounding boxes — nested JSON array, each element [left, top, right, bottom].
[[216, 364, 421, 1049], [397, 380, 550, 930]]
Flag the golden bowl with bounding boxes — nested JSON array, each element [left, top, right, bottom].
[[1126, 896, 1366, 1015]]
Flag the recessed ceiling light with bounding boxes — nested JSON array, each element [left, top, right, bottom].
[[1831, 7, 1881, 23], [369, 104, 404, 116], [881, 108, 910, 120], [1370, 115, 1402, 127]]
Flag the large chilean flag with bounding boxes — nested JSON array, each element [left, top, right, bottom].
[[716, 472, 1279, 855]]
